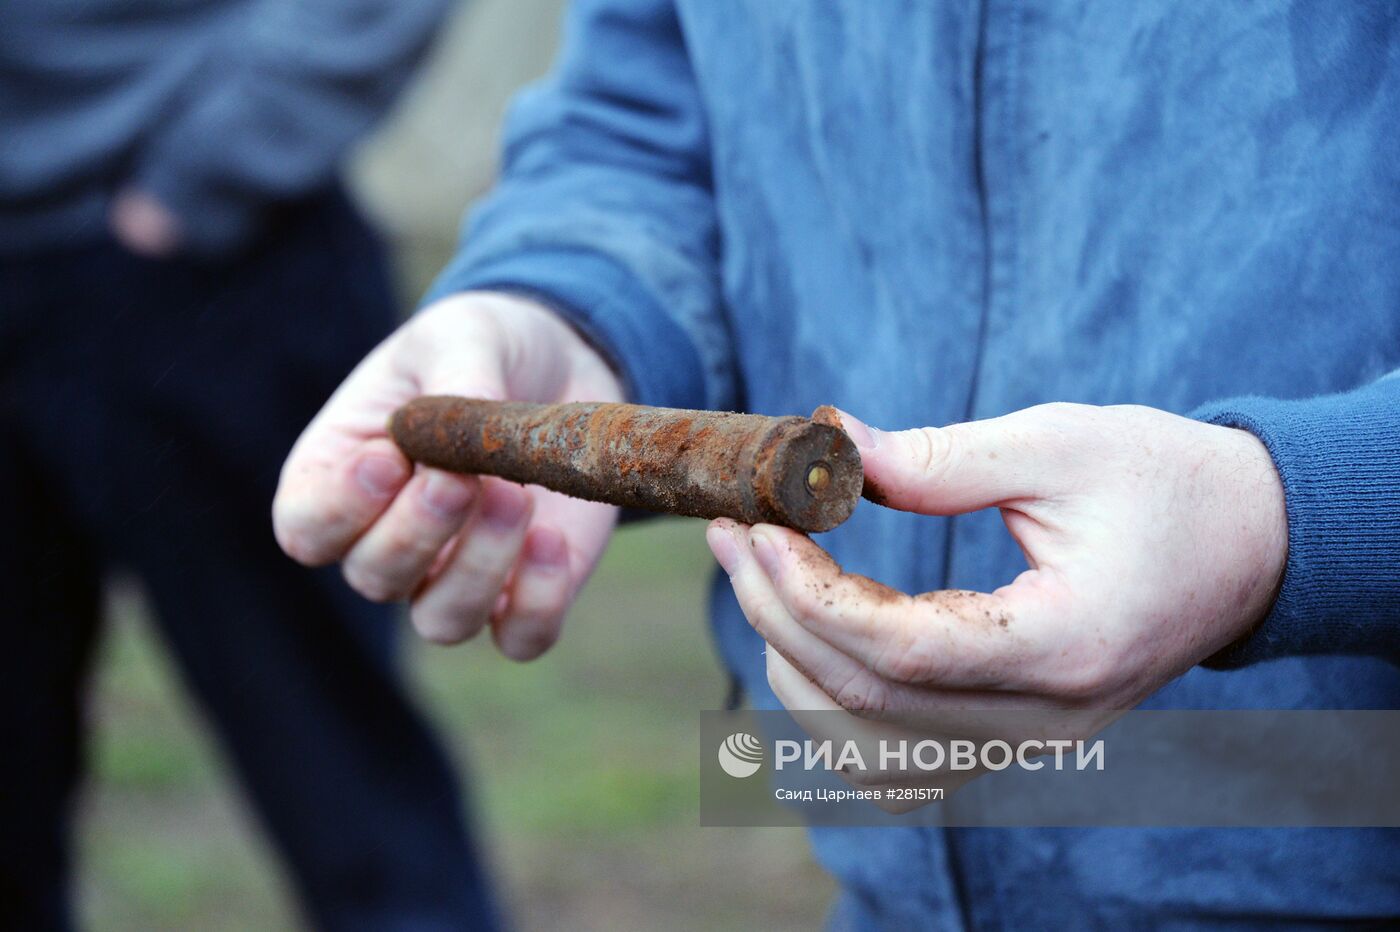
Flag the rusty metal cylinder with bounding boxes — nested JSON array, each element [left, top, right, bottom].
[[389, 397, 863, 532]]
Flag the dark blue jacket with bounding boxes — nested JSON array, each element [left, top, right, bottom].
[[0, 0, 452, 255], [433, 1, 1400, 925]]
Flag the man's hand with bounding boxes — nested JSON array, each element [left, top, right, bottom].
[[707, 402, 1287, 720], [273, 292, 624, 659], [109, 188, 184, 258]]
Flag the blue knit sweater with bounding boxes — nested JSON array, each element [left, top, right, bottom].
[[431, 0, 1400, 925], [0, 0, 451, 255]]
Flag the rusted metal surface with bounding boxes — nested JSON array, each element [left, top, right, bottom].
[[389, 397, 863, 532]]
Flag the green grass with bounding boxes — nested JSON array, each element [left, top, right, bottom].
[[77, 519, 832, 931]]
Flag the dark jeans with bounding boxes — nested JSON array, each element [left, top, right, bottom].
[[0, 191, 500, 931]]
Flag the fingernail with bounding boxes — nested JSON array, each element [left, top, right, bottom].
[[749, 528, 783, 582], [705, 521, 743, 576], [481, 485, 530, 530], [499, 625, 553, 662], [422, 472, 474, 519], [355, 455, 408, 497], [524, 527, 569, 571], [836, 409, 878, 451]]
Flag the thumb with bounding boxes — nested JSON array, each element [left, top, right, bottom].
[[836, 409, 1050, 516]]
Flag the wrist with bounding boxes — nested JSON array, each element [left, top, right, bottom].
[[1213, 425, 1289, 641]]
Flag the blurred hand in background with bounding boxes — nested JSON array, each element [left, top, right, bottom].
[[107, 188, 183, 258]]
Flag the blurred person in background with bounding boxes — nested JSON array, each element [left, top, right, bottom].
[[0, 2, 502, 930], [275, 0, 1400, 927]]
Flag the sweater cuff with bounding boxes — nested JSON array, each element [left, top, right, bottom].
[[424, 247, 709, 411], [1193, 379, 1400, 668]]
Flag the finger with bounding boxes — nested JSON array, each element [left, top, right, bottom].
[[767, 654, 960, 809], [340, 469, 478, 602], [491, 525, 573, 661], [766, 650, 900, 779], [745, 523, 1049, 691], [274, 436, 412, 566], [708, 519, 890, 709], [726, 524, 1079, 726], [274, 321, 509, 566], [485, 488, 618, 661], [408, 479, 533, 644], [529, 486, 617, 592], [766, 646, 848, 713], [837, 408, 1068, 515], [711, 518, 994, 714], [766, 651, 910, 790]]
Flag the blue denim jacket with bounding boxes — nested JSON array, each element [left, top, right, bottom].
[[433, 1, 1400, 925]]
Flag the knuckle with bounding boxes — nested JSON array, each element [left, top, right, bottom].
[[872, 625, 932, 685], [383, 525, 435, 562], [418, 578, 497, 635], [1103, 402, 1158, 423], [1024, 402, 1102, 448], [882, 650, 928, 687], [431, 606, 490, 643], [456, 532, 519, 580], [412, 615, 465, 645], [744, 595, 783, 643], [1036, 400, 1090, 419], [343, 563, 404, 604], [410, 604, 474, 645], [429, 588, 493, 629], [276, 527, 325, 566], [509, 573, 575, 623], [272, 505, 336, 566], [764, 651, 807, 703], [764, 656, 784, 694], [532, 589, 572, 624], [832, 670, 893, 716], [784, 581, 824, 626], [1028, 401, 1094, 425], [907, 426, 955, 481]]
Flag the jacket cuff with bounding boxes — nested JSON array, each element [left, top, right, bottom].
[[424, 247, 710, 412], [1193, 378, 1400, 668]]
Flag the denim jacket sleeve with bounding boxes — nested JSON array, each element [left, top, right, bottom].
[[1194, 374, 1400, 667], [133, 0, 452, 256], [425, 0, 737, 413]]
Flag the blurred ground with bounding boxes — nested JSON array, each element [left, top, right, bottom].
[[80, 523, 831, 931], [75, 1, 833, 928]]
